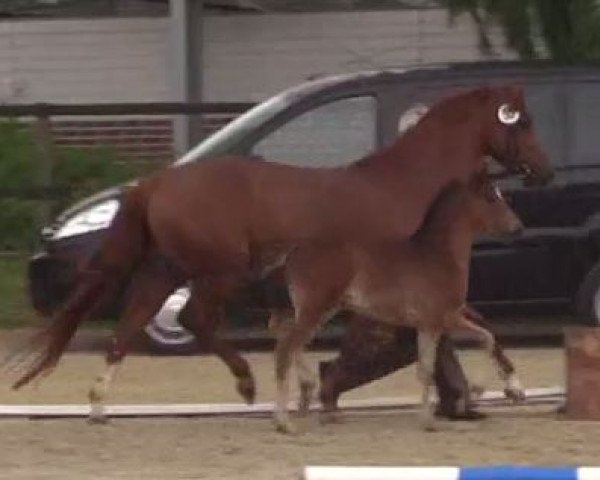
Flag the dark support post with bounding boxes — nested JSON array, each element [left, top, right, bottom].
[[170, 0, 205, 157], [33, 113, 57, 246]]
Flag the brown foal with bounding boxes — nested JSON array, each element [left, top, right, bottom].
[[274, 172, 524, 432]]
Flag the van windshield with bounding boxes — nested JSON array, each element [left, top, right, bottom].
[[175, 94, 290, 166]]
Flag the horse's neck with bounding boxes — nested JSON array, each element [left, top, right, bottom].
[[351, 119, 480, 196]]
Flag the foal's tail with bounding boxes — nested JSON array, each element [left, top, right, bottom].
[[8, 180, 155, 390]]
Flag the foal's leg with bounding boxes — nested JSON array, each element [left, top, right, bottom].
[[417, 330, 441, 431], [274, 306, 328, 434], [88, 261, 179, 423], [295, 350, 316, 416], [458, 308, 525, 402], [269, 310, 316, 416], [274, 244, 351, 433]]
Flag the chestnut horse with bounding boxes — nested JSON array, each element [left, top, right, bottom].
[[274, 172, 523, 432], [9, 86, 552, 423]]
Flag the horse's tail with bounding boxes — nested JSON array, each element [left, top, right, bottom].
[[9, 180, 154, 390]]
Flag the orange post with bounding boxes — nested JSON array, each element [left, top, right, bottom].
[[565, 326, 600, 420]]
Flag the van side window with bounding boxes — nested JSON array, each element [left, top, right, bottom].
[[567, 83, 600, 166], [252, 95, 377, 167], [524, 84, 563, 167]]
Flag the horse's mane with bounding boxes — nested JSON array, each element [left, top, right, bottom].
[[351, 86, 492, 170]]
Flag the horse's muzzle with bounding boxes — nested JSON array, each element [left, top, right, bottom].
[[524, 172, 552, 186], [518, 154, 555, 186], [510, 223, 524, 237]]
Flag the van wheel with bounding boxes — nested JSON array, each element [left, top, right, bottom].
[[575, 262, 600, 325], [144, 288, 197, 354]]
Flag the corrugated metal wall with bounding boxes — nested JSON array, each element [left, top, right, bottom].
[[0, 9, 514, 104]]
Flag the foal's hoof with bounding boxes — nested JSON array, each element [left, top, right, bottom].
[[504, 387, 526, 404], [469, 384, 485, 400], [297, 382, 316, 417], [237, 376, 256, 405], [421, 419, 439, 432], [87, 414, 109, 425], [273, 418, 297, 435]]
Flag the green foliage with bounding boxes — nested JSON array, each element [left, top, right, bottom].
[[0, 119, 140, 251], [53, 145, 137, 212], [440, 0, 600, 61], [0, 254, 34, 328]]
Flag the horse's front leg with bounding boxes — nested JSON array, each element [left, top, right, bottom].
[[459, 307, 525, 403], [417, 329, 441, 431]]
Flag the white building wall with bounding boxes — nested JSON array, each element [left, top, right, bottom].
[[203, 10, 515, 101], [0, 18, 170, 103], [0, 10, 515, 104]]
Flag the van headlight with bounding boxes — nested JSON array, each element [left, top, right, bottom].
[[53, 199, 120, 240]]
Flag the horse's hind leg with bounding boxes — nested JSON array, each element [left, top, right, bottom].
[[88, 258, 181, 423], [417, 329, 441, 431], [460, 307, 525, 402], [182, 286, 256, 405]]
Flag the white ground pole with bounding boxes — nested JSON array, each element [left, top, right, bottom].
[[303, 466, 460, 480], [0, 386, 563, 418]]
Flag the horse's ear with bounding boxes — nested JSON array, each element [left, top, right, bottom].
[[506, 85, 524, 102]]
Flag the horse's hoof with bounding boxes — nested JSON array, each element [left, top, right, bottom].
[[504, 387, 526, 403], [237, 376, 256, 405]]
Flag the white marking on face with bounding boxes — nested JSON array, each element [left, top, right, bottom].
[[497, 103, 521, 125], [493, 184, 503, 200]]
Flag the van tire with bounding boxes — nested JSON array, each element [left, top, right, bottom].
[[575, 262, 600, 326]]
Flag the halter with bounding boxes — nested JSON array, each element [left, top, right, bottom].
[[495, 103, 532, 179]]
